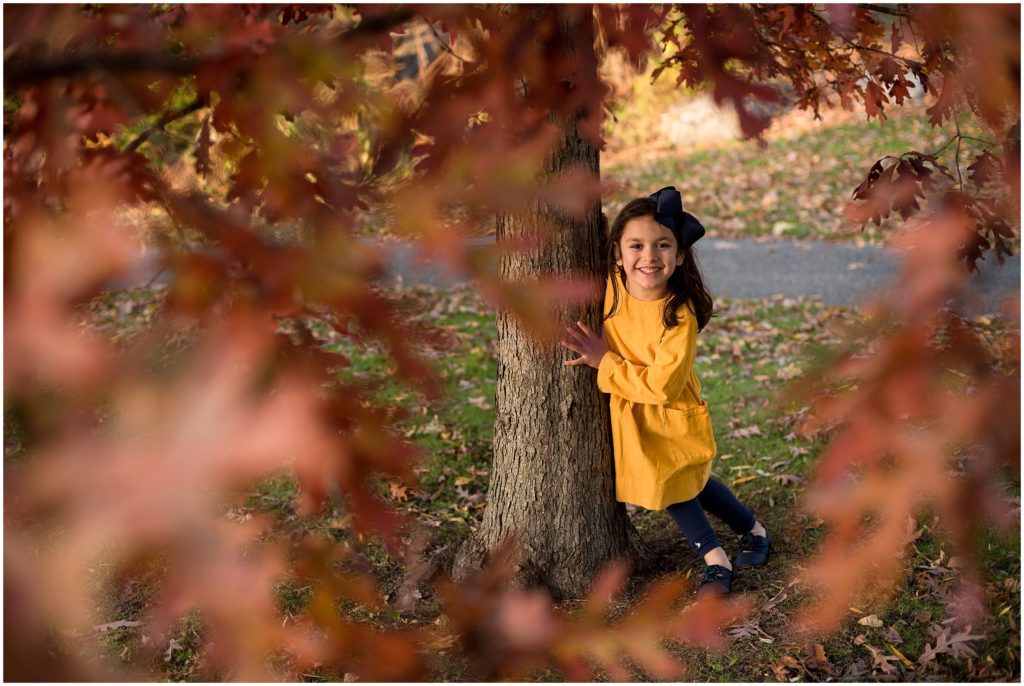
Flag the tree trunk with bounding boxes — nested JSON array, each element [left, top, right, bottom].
[[451, 104, 650, 599]]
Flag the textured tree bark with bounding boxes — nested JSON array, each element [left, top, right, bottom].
[[450, 37, 650, 596]]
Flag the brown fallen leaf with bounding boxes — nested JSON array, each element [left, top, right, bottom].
[[772, 474, 803, 486], [865, 644, 901, 676], [389, 482, 410, 501], [727, 425, 762, 439], [858, 614, 884, 628], [467, 395, 491, 410], [917, 626, 986, 669], [884, 625, 903, 645], [769, 662, 791, 682], [805, 642, 832, 674], [418, 631, 459, 652]]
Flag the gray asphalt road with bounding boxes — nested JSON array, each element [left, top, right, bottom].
[[124, 236, 1019, 313], [377, 236, 1020, 314]]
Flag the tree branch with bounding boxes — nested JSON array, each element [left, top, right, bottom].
[[5, 7, 418, 90], [857, 4, 914, 20], [5, 51, 198, 89], [123, 96, 206, 153], [347, 7, 417, 39], [804, 7, 924, 69]]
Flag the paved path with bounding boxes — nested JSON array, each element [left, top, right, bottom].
[[125, 236, 1019, 314], [378, 236, 1020, 314]]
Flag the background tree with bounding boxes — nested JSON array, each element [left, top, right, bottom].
[[446, 5, 657, 599]]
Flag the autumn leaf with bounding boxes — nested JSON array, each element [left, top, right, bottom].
[[771, 474, 802, 486], [727, 425, 762, 439], [389, 482, 411, 501]]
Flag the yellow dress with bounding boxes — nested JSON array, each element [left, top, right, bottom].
[[596, 275, 716, 510]]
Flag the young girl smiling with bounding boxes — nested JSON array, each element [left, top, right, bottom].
[[561, 186, 770, 596]]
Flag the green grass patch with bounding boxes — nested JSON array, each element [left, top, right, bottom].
[[58, 283, 1023, 681], [606, 107, 997, 244]]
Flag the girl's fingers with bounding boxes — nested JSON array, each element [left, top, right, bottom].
[[564, 356, 586, 366], [565, 325, 587, 344], [576, 320, 599, 339], [560, 339, 582, 353]]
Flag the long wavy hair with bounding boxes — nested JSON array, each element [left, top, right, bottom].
[[603, 197, 716, 331]]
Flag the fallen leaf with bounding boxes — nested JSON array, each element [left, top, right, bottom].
[[858, 614, 884, 628], [884, 625, 903, 645], [886, 642, 912, 666], [94, 620, 143, 632], [806, 642, 831, 673], [866, 645, 901, 675], [164, 638, 181, 663], [389, 482, 410, 501], [727, 425, 762, 439], [772, 474, 803, 486], [776, 364, 801, 380], [467, 395, 492, 410]]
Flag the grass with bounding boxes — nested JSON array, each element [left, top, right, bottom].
[[269, 286, 1019, 680], [54, 282, 1015, 683], [26, 276, 1022, 681], [604, 105, 997, 244]]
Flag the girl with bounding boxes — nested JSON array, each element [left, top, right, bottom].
[[561, 186, 770, 597]]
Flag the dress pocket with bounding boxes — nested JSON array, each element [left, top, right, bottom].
[[660, 404, 716, 467]]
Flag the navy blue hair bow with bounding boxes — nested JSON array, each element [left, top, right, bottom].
[[649, 186, 705, 249]]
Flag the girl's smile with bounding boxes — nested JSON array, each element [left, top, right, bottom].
[[616, 215, 685, 301]]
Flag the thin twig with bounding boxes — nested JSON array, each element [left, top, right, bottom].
[[955, 118, 964, 189], [427, 21, 472, 64], [928, 134, 960, 158], [805, 7, 925, 69], [124, 96, 206, 153], [142, 264, 169, 290], [902, 15, 924, 59], [857, 4, 913, 20], [155, 195, 194, 254], [959, 135, 997, 148]]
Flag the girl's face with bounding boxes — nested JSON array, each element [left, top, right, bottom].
[[616, 215, 685, 301]]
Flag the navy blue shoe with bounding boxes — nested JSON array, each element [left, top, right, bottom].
[[696, 564, 734, 597], [735, 531, 771, 569]]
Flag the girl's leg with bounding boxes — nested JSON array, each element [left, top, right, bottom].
[[665, 498, 735, 596], [697, 477, 771, 568], [665, 498, 726, 564], [696, 477, 757, 535]]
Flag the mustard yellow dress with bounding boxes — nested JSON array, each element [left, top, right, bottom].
[[596, 275, 716, 510]]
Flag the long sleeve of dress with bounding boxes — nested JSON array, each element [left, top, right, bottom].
[[596, 309, 697, 404]]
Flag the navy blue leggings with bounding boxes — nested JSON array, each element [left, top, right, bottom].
[[665, 477, 756, 555]]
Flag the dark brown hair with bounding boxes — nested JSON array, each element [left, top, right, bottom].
[[603, 197, 716, 331]]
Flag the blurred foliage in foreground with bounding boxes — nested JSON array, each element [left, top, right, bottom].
[[4, 3, 1020, 681]]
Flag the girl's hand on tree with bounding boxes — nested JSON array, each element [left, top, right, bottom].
[[561, 321, 608, 369]]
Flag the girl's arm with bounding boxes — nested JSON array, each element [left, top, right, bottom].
[[595, 312, 697, 405]]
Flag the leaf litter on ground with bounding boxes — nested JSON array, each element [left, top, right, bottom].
[[69, 276, 1020, 682]]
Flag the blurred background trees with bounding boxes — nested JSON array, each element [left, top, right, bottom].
[[4, 4, 1019, 681]]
